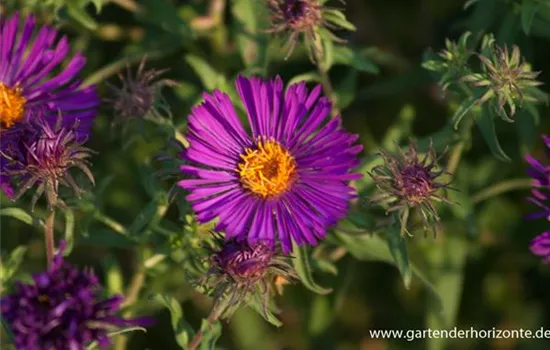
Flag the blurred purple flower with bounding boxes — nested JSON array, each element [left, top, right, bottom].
[[526, 135, 550, 262], [1, 116, 94, 209], [369, 140, 454, 236], [178, 76, 362, 253], [0, 12, 99, 198], [0, 242, 152, 350], [530, 232, 550, 263], [525, 135, 550, 221]]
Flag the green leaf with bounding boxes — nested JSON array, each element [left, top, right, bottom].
[[232, 0, 268, 68], [521, 2, 539, 35], [67, 3, 97, 30], [386, 227, 412, 289], [476, 105, 511, 162], [323, 9, 357, 31], [80, 229, 138, 248], [86, 327, 147, 350], [288, 72, 321, 86], [0, 246, 27, 284], [140, 0, 193, 38], [451, 96, 477, 129], [335, 232, 444, 314], [335, 69, 357, 109], [185, 55, 225, 91], [333, 46, 379, 74], [63, 209, 75, 256], [198, 319, 222, 350], [153, 295, 194, 349], [516, 105, 539, 155], [0, 207, 34, 226], [129, 200, 159, 235], [292, 244, 332, 295]]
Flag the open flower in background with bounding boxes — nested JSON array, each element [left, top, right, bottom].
[[369, 141, 454, 236], [0, 116, 94, 209], [526, 135, 550, 261], [178, 76, 362, 253], [0, 242, 152, 350], [0, 12, 99, 199]]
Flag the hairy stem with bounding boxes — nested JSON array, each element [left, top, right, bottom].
[[188, 302, 225, 350], [93, 212, 130, 236], [45, 210, 56, 267]]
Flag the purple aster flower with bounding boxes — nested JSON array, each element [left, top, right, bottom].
[[178, 76, 363, 253], [0, 242, 152, 350], [0, 12, 99, 198], [1, 115, 94, 209], [368, 140, 454, 236], [201, 235, 296, 319]]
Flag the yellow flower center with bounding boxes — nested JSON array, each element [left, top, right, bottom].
[[238, 140, 297, 197], [0, 83, 26, 129]]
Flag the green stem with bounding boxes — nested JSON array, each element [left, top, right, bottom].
[[115, 268, 146, 350], [471, 178, 532, 204], [188, 302, 225, 350], [45, 210, 56, 267], [312, 47, 339, 117]]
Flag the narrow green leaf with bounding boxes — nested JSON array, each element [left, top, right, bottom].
[[1, 246, 27, 284], [476, 106, 511, 162], [185, 55, 224, 91], [521, 2, 539, 35], [153, 295, 194, 349], [336, 69, 357, 109], [63, 209, 75, 256], [288, 72, 321, 86], [232, 0, 268, 68], [386, 227, 412, 289], [292, 244, 332, 295], [451, 96, 477, 129], [323, 9, 357, 31], [129, 200, 158, 235], [67, 4, 97, 30], [517, 106, 539, 155], [140, 0, 193, 38], [86, 327, 147, 350], [0, 207, 33, 226], [333, 46, 379, 74]]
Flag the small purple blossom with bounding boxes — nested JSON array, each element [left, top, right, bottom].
[[0, 12, 99, 198], [178, 76, 362, 253], [0, 242, 152, 350], [369, 140, 454, 236], [0, 116, 94, 209]]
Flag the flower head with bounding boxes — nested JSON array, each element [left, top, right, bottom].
[[0, 116, 94, 209], [201, 236, 295, 319], [369, 140, 453, 236], [463, 42, 544, 121], [0, 242, 152, 350], [178, 76, 362, 253], [106, 57, 176, 125], [267, 0, 353, 60], [0, 13, 99, 198]]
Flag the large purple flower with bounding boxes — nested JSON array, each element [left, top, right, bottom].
[[0, 12, 99, 198], [526, 135, 550, 261], [178, 76, 362, 253], [0, 242, 152, 350]]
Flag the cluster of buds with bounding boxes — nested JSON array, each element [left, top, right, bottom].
[[369, 140, 454, 236]]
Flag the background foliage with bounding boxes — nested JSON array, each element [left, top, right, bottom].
[[1, 0, 550, 349]]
